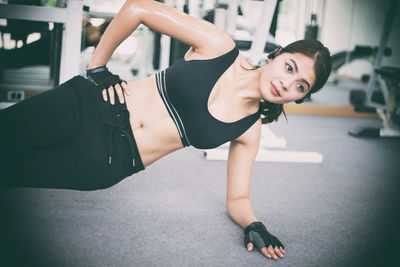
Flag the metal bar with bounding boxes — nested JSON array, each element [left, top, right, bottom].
[[248, 0, 278, 65], [84, 11, 117, 19], [159, 0, 175, 69], [226, 0, 238, 37], [366, 0, 399, 102], [59, 0, 83, 83], [188, 0, 200, 18], [0, 3, 68, 23]]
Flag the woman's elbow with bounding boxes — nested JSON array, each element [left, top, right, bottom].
[[226, 196, 249, 210]]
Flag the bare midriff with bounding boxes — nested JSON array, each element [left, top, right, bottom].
[[123, 53, 258, 168], [124, 74, 183, 167]]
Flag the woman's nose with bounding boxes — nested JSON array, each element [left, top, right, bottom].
[[280, 80, 287, 91], [280, 80, 292, 91], [281, 78, 296, 91]]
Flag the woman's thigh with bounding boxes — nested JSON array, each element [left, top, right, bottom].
[[2, 141, 125, 191], [4, 142, 81, 189], [0, 78, 81, 155]]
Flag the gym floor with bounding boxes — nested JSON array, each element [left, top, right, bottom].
[[0, 48, 399, 265], [1, 96, 399, 266]]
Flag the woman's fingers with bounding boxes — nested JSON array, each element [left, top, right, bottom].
[[267, 245, 279, 260], [249, 243, 285, 261], [114, 84, 125, 104], [102, 89, 108, 102], [108, 86, 115, 105], [274, 246, 285, 258], [104, 83, 126, 104], [121, 81, 130, 96], [260, 247, 272, 259]]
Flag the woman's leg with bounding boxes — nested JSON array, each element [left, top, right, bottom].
[[0, 78, 81, 156], [0, 77, 82, 188], [6, 142, 77, 189]]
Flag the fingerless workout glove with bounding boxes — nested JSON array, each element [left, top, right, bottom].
[[86, 66, 125, 90], [244, 221, 285, 250]]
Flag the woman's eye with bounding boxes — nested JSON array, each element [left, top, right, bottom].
[[297, 83, 305, 92], [286, 64, 293, 72]]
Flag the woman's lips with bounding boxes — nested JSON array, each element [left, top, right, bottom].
[[271, 82, 280, 96]]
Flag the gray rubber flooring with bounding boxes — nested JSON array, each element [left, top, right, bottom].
[[1, 114, 400, 267]]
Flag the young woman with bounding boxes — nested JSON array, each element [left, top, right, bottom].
[[0, 0, 331, 261]]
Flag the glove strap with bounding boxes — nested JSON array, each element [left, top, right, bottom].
[[87, 65, 108, 74], [244, 221, 265, 233]]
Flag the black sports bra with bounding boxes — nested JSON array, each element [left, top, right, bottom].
[[155, 45, 260, 149]]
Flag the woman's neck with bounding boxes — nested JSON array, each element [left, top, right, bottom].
[[234, 55, 264, 108]]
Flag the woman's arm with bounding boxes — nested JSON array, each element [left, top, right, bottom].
[[226, 119, 261, 228], [227, 120, 285, 260], [89, 0, 234, 69]]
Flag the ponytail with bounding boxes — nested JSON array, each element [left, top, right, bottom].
[[259, 100, 286, 124]]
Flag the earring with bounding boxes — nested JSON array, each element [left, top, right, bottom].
[[295, 94, 311, 104], [267, 46, 281, 59], [267, 46, 282, 60]]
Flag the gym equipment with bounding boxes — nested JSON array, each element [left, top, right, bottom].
[[234, 40, 281, 54], [0, 0, 83, 90], [245, 0, 278, 65], [348, 0, 400, 138], [331, 46, 392, 73], [349, 66, 400, 137], [210, 0, 280, 64], [330, 45, 392, 85], [204, 125, 323, 163], [305, 13, 318, 40], [205, 146, 323, 163]]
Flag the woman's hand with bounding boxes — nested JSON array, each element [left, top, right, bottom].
[[244, 221, 286, 260], [86, 66, 130, 105], [101, 82, 130, 105]]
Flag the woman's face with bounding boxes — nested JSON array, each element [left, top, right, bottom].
[[259, 52, 316, 104]]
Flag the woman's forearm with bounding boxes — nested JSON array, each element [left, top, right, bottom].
[[88, 0, 143, 69], [227, 197, 259, 228]]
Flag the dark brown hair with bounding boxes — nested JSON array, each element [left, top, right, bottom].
[[254, 39, 332, 124]]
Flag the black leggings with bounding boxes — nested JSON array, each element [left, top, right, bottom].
[[0, 75, 144, 190]]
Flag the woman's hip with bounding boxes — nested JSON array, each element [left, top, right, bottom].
[[68, 75, 145, 188], [1, 75, 144, 190]]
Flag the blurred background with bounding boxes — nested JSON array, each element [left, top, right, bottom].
[[0, 1, 399, 266], [0, 0, 399, 113]]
